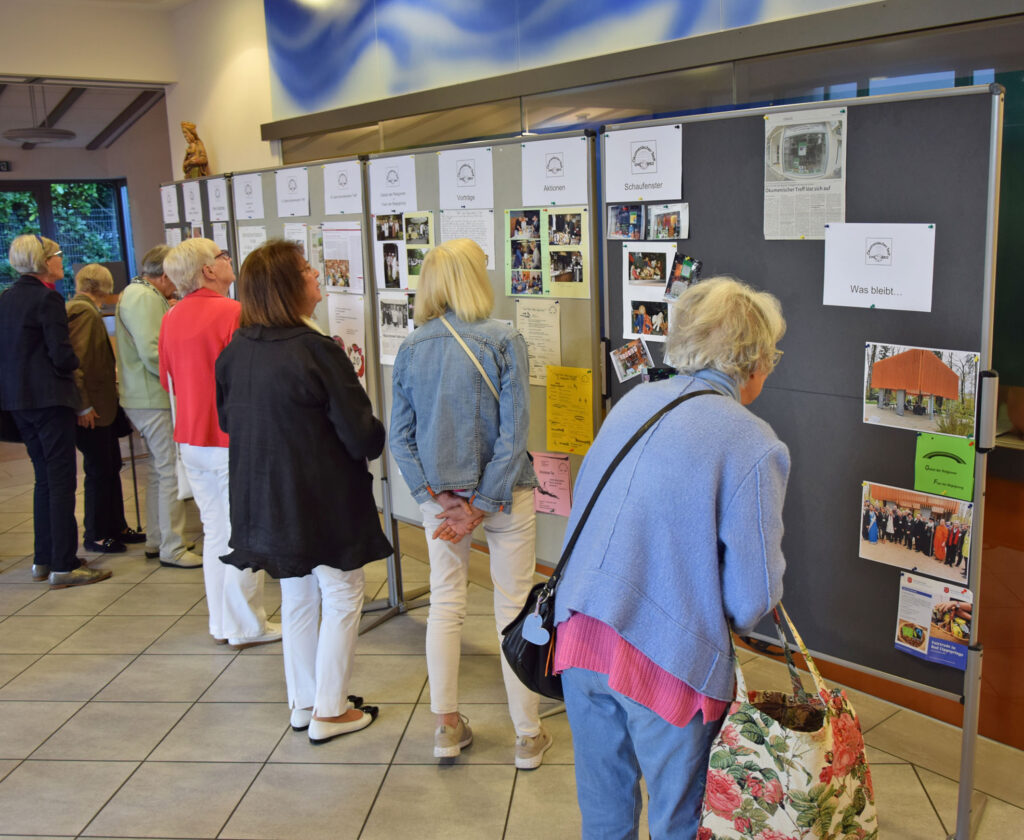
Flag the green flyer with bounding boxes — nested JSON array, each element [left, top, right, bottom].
[[914, 433, 975, 500]]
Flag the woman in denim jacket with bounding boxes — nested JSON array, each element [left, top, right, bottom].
[[390, 239, 552, 769]]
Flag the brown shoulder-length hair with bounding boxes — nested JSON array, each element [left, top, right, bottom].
[[238, 240, 307, 328]]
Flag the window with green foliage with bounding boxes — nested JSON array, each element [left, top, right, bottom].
[[0, 191, 41, 283]]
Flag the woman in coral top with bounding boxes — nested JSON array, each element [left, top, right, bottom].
[[553, 278, 790, 838]]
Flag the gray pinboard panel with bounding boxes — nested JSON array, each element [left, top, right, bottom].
[[376, 133, 601, 567], [602, 90, 996, 696]]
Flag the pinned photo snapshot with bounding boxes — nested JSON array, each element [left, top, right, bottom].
[[647, 203, 689, 240], [895, 572, 973, 671], [548, 212, 582, 246], [610, 338, 654, 383], [624, 243, 674, 289], [625, 299, 669, 342], [509, 210, 542, 239], [549, 250, 584, 284], [859, 482, 972, 584], [510, 269, 543, 295], [375, 213, 404, 241], [607, 204, 645, 240], [863, 342, 980, 439], [404, 213, 432, 245], [664, 253, 702, 300]]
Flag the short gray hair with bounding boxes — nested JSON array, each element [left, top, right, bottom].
[[75, 263, 113, 296], [140, 244, 171, 279], [8, 234, 58, 275], [664, 277, 785, 381], [164, 238, 218, 296]]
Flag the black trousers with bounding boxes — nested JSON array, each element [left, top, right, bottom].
[[75, 421, 127, 543], [12, 406, 79, 572]]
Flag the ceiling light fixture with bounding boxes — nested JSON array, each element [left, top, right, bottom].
[[2, 85, 76, 144]]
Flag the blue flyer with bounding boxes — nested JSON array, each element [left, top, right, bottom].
[[895, 572, 972, 671]]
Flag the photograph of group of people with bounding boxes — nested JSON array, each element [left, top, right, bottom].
[[324, 258, 351, 287], [510, 269, 543, 295], [510, 211, 541, 239], [627, 300, 669, 340], [863, 342, 980, 439], [380, 242, 402, 288], [859, 482, 972, 583], [375, 213, 404, 241], [627, 250, 668, 286], [511, 238, 543, 271], [607, 204, 645, 239], [548, 212, 582, 246], [550, 250, 584, 284], [405, 213, 431, 245]]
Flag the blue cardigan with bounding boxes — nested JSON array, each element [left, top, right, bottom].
[[553, 369, 790, 701]]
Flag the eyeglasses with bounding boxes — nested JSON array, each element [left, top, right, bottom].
[[771, 349, 784, 367], [214, 251, 231, 262], [48, 250, 63, 259]]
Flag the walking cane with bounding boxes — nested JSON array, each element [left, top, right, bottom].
[[128, 431, 141, 532]]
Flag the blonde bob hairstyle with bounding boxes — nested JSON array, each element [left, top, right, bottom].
[[414, 238, 494, 326], [663, 277, 786, 382], [8, 234, 59, 275], [75, 263, 114, 297], [164, 238, 219, 296]]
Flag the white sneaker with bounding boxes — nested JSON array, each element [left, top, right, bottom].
[[514, 726, 553, 770], [228, 622, 283, 649], [160, 549, 203, 569], [434, 713, 473, 758], [290, 707, 312, 731]]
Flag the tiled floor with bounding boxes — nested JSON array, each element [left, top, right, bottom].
[[1, 441, 1023, 838]]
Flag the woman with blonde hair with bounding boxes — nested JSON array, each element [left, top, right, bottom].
[[553, 277, 790, 838], [390, 238, 551, 768], [216, 240, 390, 743], [67, 263, 140, 554], [0, 235, 109, 587]]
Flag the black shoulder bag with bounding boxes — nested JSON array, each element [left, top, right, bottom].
[[500, 388, 718, 700]]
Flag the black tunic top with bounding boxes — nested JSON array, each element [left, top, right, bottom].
[[215, 324, 392, 577]]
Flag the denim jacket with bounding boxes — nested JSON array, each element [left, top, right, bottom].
[[389, 311, 538, 512]]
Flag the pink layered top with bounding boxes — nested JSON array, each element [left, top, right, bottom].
[[554, 612, 729, 727]]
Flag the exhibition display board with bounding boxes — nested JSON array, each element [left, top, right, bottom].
[[601, 87, 1002, 840], [368, 132, 602, 568]]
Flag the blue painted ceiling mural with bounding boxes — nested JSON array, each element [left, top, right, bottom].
[[264, 0, 868, 119]]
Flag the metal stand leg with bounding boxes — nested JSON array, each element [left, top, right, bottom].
[[951, 645, 985, 840]]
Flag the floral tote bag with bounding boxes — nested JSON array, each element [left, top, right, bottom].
[[698, 604, 877, 840]]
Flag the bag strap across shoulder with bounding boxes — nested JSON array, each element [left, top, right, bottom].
[[439, 315, 499, 401], [548, 387, 719, 588]]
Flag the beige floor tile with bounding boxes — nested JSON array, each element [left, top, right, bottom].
[[0, 615, 90, 653], [82, 761, 260, 838], [101, 582, 206, 616], [186, 596, 208, 615], [0, 758, 17, 782], [0, 653, 134, 700], [0, 759, 137, 836], [221, 762, 387, 840], [0, 532, 37, 554], [915, 766, 999, 836], [866, 744, 910, 764], [85, 554, 159, 584], [199, 652, 287, 702], [356, 612, 427, 655], [871, 763, 945, 839], [360, 764, 515, 840], [145, 564, 205, 584], [505, 763, 582, 839], [0, 583, 45, 613], [52, 615, 178, 654], [0, 511, 33, 531], [0, 492, 35, 513], [0, 653, 39, 686], [95, 653, 234, 702], [428, 654, 507, 704], [464, 582, 496, 615], [0, 700, 83, 758], [975, 793, 1024, 839], [348, 653, 428, 703], [270, 703, 415, 764], [0, 559, 45, 582], [149, 701, 288, 762], [866, 709, 1024, 804], [15, 583, 134, 616], [32, 701, 189, 760], [144, 615, 226, 653]]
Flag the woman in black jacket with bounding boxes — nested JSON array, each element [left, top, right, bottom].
[[0, 235, 109, 588], [215, 240, 391, 744]]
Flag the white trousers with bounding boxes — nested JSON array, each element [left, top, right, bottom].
[[180, 443, 267, 641], [420, 486, 541, 737], [125, 407, 187, 562], [279, 565, 365, 717]]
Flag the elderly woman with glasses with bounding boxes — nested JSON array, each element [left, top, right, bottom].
[[552, 277, 790, 839], [216, 240, 390, 743], [0, 235, 110, 587], [159, 239, 279, 650]]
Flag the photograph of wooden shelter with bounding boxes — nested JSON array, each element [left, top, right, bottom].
[[859, 481, 972, 583], [863, 342, 979, 438]]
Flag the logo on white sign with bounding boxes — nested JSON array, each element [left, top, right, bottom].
[[244, 183, 253, 196], [337, 171, 348, 188], [545, 152, 564, 178], [865, 238, 893, 266], [385, 168, 400, 186], [456, 160, 476, 186], [288, 178, 297, 193], [631, 141, 657, 174]]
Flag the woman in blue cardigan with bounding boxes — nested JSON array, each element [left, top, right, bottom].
[[553, 277, 789, 839]]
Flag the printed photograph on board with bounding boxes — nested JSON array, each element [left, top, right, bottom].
[[404, 213, 432, 245], [509, 210, 541, 239], [863, 342, 980, 439], [510, 270, 543, 295], [647, 203, 686, 240], [407, 248, 428, 277], [375, 213, 404, 241], [610, 338, 655, 383], [627, 299, 669, 341], [548, 212, 582, 246], [627, 250, 669, 287], [381, 242, 402, 288], [607, 204, 645, 240], [550, 250, 584, 284], [511, 239, 543, 272], [664, 253, 703, 300], [859, 481, 972, 583]]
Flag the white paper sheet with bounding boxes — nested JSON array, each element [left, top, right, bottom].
[[439, 208, 495, 270], [323, 161, 362, 215], [515, 299, 561, 386], [603, 124, 682, 203], [326, 293, 368, 389], [181, 181, 202, 224], [438, 147, 494, 209], [275, 167, 310, 217], [823, 223, 936, 311], [521, 136, 589, 206], [233, 173, 265, 221], [764, 107, 847, 240], [323, 223, 365, 294], [165, 226, 182, 247], [283, 222, 308, 257], [378, 291, 414, 365], [160, 185, 179, 224], [211, 222, 229, 252], [206, 177, 230, 222], [237, 225, 267, 266], [369, 156, 418, 215]]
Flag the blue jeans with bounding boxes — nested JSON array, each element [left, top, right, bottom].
[[562, 667, 724, 840]]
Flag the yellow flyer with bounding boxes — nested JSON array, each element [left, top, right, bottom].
[[546, 365, 594, 454]]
